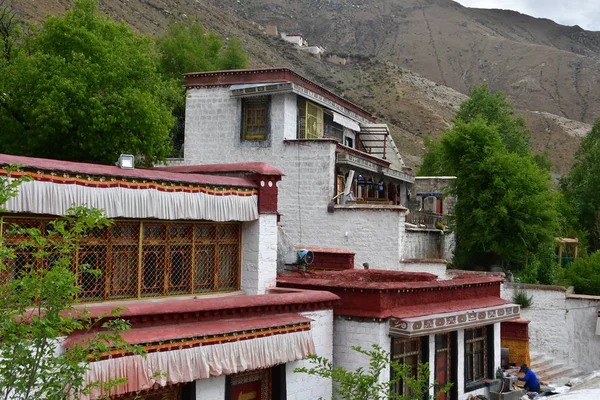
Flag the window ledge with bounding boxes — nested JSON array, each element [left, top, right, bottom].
[[465, 378, 496, 392]]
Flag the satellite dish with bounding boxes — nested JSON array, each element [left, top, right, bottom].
[[297, 249, 315, 265]]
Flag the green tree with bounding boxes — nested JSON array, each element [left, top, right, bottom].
[[419, 85, 559, 270], [156, 19, 248, 156], [0, 0, 24, 62], [0, 0, 179, 165], [157, 19, 248, 81], [565, 250, 600, 295], [0, 168, 141, 399], [561, 118, 600, 251], [294, 344, 451, 400], [453, 84, 531, 156]]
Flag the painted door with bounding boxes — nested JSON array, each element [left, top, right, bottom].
[[435, 333, 451, 400]]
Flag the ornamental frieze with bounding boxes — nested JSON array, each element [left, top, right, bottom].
[[389, 304, 520, 338]]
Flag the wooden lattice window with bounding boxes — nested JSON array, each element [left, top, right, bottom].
[[391, 337, 422, 397], [465, 327, 488, 384], [242, 96, 269, 140], [297, 98, 324, 139], [1, 216, 242, 302]]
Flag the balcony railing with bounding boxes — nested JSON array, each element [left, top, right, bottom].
[[406, 211, 443, 230]]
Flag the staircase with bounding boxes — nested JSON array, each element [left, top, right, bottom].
[[529, 351, 586, 385]]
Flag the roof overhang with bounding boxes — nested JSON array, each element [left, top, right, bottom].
[[77, 314, 315, 399], [389, 303, 520, 338]]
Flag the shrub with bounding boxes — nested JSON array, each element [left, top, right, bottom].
[[565, 250, 600, 295]]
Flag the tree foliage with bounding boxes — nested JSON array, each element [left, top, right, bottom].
[[294, 344, 451, 400], [0, 0, 24, 62], [157, 19, 248, 81], [565, 250, 600, 295], [0, 0, 179, 165], [0, 167, 140, 399], [560, 118, 600, 251], [419, 85, 559, 270]]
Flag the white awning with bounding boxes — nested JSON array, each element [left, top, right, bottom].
[[333, 112, 361, 132], [79, 329, 314, 399], [5, 179, 259, 222]]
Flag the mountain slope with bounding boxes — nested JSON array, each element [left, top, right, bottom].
[[4, 0, 593, 174], [211, 0, 600, 125]]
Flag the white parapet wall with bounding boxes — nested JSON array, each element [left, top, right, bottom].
[[501, 283, 600, 372], [184, 87, 410, 271], [333, 318, 391, 388], [287, 309, 334, 399], [241, 214, 278, 295]]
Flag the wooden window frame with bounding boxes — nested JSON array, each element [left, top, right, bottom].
[[391, 337, 423, 397], [1, 216, 242, 303], [464, 327, 488, 388], [242, 96, 270, 141]]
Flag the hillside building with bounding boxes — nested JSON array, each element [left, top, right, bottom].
[[176, 67, 449, 269], [0, 154, 337, 400]]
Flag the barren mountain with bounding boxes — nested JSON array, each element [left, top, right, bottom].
[[4, 0, 594, 175]]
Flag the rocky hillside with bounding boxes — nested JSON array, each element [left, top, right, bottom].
[[4, 0, 594, 175]]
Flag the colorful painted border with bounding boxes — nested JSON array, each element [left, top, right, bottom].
[[93, 322, 311, 360], [0, 169, 257, 196]]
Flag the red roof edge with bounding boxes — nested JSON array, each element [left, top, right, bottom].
[[184, 67, 377, 122], [154, 162, 285, 177], [72, 289, 339, 319], [0, 153, 257, 188]]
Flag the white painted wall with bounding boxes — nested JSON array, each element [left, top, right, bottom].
[[241, 214, 278, 295], [287, 309, 334, 399], [333, 318, 391, 388], [501, 283, 600, 372], [398, 260, 448, 279], [184, 88, 409, 270], [195, 375, 226, 399], [400, 228, 452, 260]]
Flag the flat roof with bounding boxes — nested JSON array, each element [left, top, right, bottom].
[[184, 67, 376, 122], [155, 162, 284, 177], [0, 153, 258, 188]]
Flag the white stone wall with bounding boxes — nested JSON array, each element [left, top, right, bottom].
[[400, 229, 446, 260], [287, 309, 334, 399], [194, 375, 226, 399], [501, 284, 600, 372], [184, 88, 409, 270], [398, 260, 448, 279], [333, 318, 391, 388], [241, 214, 278, 295]]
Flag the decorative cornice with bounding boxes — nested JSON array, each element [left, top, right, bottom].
[[95, 321, 311, 360], [1, 169, 257, 196], [184, 68, 376, 121], [389, 304, 520, 338]]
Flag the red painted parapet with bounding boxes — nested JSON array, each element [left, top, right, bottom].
[[297, 246, 355, 270], [248, 173, 281, 214], [501, 318, 530, 340]]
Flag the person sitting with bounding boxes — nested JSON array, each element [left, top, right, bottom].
[[518, 364, 541, 393]]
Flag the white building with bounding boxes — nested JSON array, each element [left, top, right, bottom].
[[179, 67, 420, 269], [0, 153, 336, 400]]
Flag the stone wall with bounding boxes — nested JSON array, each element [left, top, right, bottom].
[[286, 309, 334, 399], [241, 214, 278, 295], [501, 283, 600, 372], [398, 259, 448, 279], [194, 375, 226, 398], [333, 318, 391, 386], [184, 88, 409, 270]]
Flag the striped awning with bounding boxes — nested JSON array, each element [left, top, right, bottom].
[[4, 177, 258, 222], [74, 315, 314, 399]]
